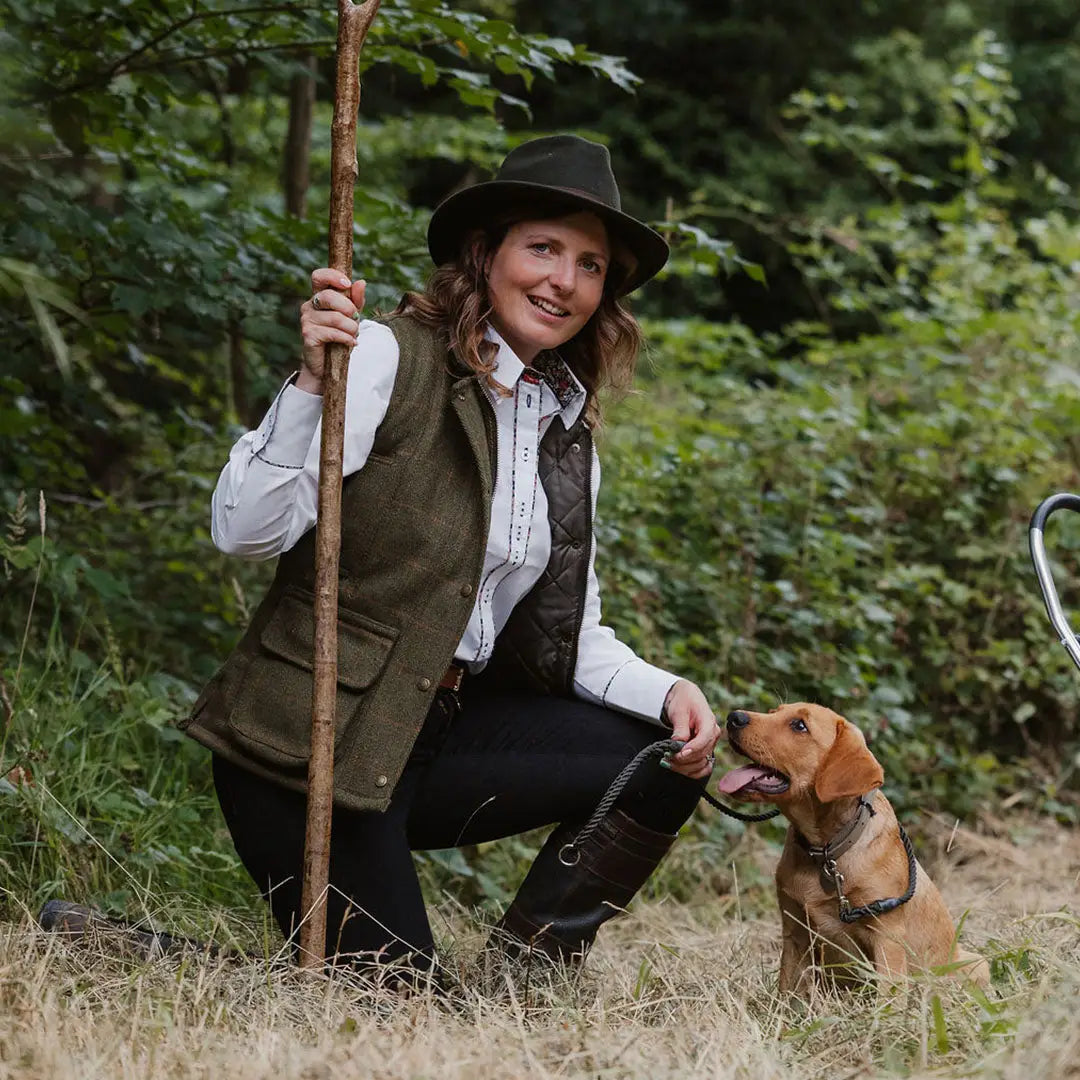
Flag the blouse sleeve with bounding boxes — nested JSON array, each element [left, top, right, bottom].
[[210, 320, 399, 559], [571, 446, 679, 724]]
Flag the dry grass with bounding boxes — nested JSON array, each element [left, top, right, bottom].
[[1, 812, 1078, 1080]]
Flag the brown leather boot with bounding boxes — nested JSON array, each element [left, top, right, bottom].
[[490, 808, 676, 965]]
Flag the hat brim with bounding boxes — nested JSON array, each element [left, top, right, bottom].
[[427, 180, 669, 297]]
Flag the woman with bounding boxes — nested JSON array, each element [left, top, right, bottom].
[[183, 135, 721, 975]]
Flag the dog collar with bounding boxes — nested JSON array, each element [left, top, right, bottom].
[[795, 794, 876, 866], [795, 794, 919, 923]]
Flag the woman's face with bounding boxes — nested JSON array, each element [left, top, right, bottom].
[[484, 211, 610, 364]]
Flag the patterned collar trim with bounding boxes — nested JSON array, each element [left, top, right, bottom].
[[483, 326, 586, 426], [528, 351, 584, 415]]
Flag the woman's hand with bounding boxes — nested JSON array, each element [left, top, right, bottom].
[[662, 680, 721, 779], [297, 269, 367, 394]]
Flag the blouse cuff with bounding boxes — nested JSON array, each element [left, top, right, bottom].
[[594, 660, 681, 727], [254, 378, 323, 469]]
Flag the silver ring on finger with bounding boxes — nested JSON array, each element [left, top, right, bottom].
[[311, 293, 323, 311]]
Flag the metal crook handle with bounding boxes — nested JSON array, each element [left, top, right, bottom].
[[1029, 492, 1080, 673]]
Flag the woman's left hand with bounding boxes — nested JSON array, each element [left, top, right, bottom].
[[662, 680, 721, 779]]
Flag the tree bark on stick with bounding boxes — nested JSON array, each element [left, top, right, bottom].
[[299, 0, 381, 971]]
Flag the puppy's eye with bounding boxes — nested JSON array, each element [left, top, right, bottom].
[[790, 718, 809, 733]]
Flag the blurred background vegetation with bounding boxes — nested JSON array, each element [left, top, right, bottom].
[[2, 0, 1079, 931]]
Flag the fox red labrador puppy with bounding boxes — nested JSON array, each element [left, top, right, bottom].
[[718, 703, 989, 995]]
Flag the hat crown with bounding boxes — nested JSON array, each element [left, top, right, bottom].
[[495, 135, 622, 212]]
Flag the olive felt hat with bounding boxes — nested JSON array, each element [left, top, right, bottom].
[[426, 134, 669, 296]]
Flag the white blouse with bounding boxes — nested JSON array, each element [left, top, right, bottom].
[[210, 321, 678, 723]]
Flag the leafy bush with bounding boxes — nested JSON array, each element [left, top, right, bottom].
[[599, 307, 1080, 820]]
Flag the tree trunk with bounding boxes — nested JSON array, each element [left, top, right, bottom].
[[228, 318, 248, 425], [283, 53, 317, 218]]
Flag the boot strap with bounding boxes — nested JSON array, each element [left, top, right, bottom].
[[562, 808, 674, 866]]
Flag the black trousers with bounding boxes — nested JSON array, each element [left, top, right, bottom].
[[212, 673, 704, 968]]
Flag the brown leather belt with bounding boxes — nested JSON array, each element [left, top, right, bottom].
[[439, 663, 465, 692]]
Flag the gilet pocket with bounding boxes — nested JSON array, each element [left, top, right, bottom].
[[227, 587, 398, 768]]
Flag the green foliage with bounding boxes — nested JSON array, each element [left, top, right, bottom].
[[3, 2, 1080, 924], [0, 259, 84, 377], [0, 643, 257, 930], [601, 308, 1080, 817], [518, 3, 1080, 330], [593, 39, 1080, 818]]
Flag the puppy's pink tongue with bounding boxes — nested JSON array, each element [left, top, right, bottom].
[[718, 764, 774, 794]]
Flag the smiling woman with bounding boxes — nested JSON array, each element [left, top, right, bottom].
[[484, 214, 609, 363], [401, 143, 655, 429], [180, 134, 722, 986]]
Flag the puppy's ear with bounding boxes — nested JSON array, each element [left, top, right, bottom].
[[814, 720, 885, 802]]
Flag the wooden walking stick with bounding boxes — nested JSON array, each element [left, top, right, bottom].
[[299, 0, 382, 970]]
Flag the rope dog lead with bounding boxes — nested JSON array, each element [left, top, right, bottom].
[[558, 738, 779, 867]]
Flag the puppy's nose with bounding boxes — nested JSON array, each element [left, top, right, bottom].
[[726, 710, 751, 730]]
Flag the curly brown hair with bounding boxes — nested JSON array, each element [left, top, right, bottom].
[[395, 203, 644, 428]]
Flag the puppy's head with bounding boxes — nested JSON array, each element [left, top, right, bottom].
[[717, 703, 884, 805]]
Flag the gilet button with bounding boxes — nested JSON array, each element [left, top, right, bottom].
[[571, 540, 582, 550], [417, 676, 432, 691], [460, 582, 473, 597], [570, 442, 581, 453], [375, 775, 388, 788]]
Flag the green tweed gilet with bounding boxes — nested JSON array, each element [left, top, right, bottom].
[[182, 313, 594, 812]]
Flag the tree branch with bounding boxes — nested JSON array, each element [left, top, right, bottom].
[[110, 4, 314, 77], [124, 39, 338, 76], [44, 5, 321, 100], [48, 494, 183, 511]]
